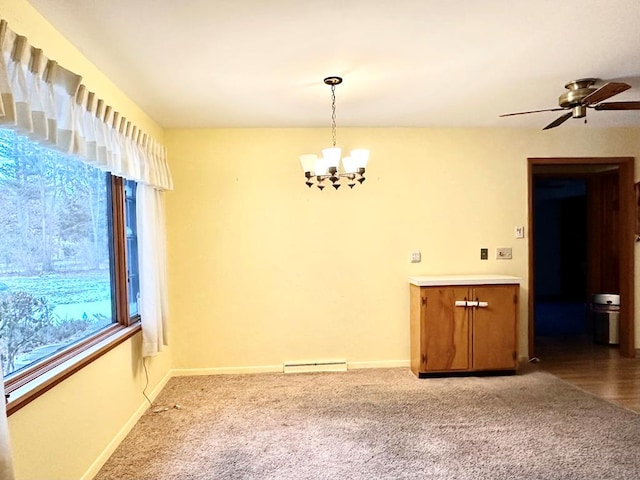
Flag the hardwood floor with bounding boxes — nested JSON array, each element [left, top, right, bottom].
[[526, 335, 640, 413]]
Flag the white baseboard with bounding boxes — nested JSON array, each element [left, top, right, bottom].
[[173, 360, 410, 377], [347, 359, 410, 369], [80, 369, 173, 480]]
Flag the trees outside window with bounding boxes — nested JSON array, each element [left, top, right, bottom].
[[0, 128, 138, 379]]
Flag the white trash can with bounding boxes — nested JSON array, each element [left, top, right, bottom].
[[592, 293, 620, 345]]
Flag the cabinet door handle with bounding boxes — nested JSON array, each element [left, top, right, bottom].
[[455, 300, 488, 308]]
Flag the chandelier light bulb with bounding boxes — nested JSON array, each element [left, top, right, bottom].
[[342, 156, 356, 174], [322, 147, 341, 169], [299, 154, 317, 175], [314, 157, 330, 176], [350, 149, 369, 169]]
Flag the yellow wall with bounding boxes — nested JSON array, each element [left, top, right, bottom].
[[2, 1, 172, 479], [9, 336, 170, 480], [165, 127, 640, 372]]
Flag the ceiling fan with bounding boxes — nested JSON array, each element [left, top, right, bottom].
[[500, 78, 640, 130]]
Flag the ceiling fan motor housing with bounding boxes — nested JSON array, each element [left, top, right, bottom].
[[559, 78, 597, 117]]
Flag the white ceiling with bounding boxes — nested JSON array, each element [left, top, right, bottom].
[[26, 0, 640, 129]]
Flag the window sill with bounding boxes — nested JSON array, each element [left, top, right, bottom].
[[6, 323, 141, 416]]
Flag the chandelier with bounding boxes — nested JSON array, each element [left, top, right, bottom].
[[299, 76, 369, 190]]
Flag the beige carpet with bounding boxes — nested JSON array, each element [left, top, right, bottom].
[[94, 369, 640, 479]]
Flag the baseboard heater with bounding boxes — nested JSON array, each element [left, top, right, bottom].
[[283, 359, 347, 374]]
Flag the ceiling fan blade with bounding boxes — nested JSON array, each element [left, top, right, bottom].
[[582, 82, 631, 105], [543, 112, 572, 130], [594, 101, 640, 111], [500, 107, 565, 117]]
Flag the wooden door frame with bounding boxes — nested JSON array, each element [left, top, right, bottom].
[[528, 157, 635, 358]]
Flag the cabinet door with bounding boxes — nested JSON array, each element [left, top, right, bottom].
[[471, 285, 518, 370], [422, 286, 470, 371]]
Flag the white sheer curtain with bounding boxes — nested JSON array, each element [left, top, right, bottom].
[[137, 185, 170, 357]]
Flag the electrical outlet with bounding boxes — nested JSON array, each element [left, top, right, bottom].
[[496, 247, 512, 260], [410, 251, 421, 263], [515, 226, 525, 239], [480, 248, 488, 260]]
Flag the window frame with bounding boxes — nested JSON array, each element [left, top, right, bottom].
[[124, 179, 141, 319], [4, 176, 140, 416]]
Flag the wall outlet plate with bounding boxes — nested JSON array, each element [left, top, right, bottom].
[[410, 251, 421, 263], [480, 248, 488, 260], [496, 247, 512, 260]]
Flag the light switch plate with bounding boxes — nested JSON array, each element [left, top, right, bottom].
[[496, 247, 512, 260], [515, 226, 525, 239], [410, 251, 421, 263]]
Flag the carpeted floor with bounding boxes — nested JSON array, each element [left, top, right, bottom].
[[94, 369, 640, 479]]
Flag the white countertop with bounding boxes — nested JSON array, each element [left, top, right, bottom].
[[409, 274, 521, 286]]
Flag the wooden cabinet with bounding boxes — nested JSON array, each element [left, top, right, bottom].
[[409, 276, 519, 377]]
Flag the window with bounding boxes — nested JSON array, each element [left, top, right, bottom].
[[0, 129, 140, 411]]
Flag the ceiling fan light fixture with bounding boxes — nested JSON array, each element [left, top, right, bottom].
[[572, 105, 587, 118]]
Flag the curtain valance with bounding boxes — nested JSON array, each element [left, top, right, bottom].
[[0, 19, 172, 190]]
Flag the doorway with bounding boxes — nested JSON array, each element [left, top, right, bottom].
[[528, 158, 635, 359], [534, 178, 588, 337]]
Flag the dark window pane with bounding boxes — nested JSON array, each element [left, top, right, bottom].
[[124, 179, 139, 317]]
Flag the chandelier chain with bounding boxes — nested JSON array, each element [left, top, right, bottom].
[[330, 84, 337, 147]]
